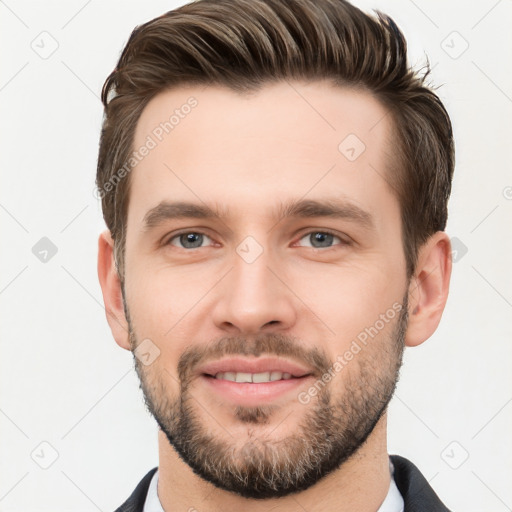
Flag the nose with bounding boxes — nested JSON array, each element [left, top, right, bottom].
[[211, 245, 297, 335]]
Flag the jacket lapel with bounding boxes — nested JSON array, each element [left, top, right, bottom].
[[115, 467, 158, 512], [391, 455, 451, 511]]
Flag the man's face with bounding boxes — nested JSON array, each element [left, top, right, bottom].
[[122, 81, 409, 498]]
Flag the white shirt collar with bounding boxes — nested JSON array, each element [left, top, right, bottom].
[[378, 460, 405, 512], [142, 468, 164, 512]]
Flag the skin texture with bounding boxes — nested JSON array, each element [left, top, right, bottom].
[[98, 80, 452, 512]]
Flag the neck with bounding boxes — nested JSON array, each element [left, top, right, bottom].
[[157, 414, 391, 512]]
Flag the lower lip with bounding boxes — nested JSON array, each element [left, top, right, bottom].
[[200, 375, 314, 406]]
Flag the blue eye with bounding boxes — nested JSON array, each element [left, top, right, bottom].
[[297, 231, 343, 248], [169, 232, 213, 249], [166, 230, 347, 251]]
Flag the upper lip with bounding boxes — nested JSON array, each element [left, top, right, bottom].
[[199, 357, 314, 378]]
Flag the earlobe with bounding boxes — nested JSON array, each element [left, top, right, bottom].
[[97, 230, 131, 350], [404, 232, 452, 347]]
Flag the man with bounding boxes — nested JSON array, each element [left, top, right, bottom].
[[96, 0, 454, 510]]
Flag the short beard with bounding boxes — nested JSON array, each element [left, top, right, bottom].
[[128, 296, 407, 499]]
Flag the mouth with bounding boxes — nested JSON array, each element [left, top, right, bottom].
[[198, 357, 315, 405], [207, 370, 300, 383]]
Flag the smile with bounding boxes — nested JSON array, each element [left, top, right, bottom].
[[213, 371, 293, 383]]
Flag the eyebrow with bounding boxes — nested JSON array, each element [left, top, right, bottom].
[[142, 198, 374, 231]]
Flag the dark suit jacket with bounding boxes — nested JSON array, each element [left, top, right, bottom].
[[115, 455, 451, 511]]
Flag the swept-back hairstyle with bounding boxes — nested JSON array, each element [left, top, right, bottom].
[[97, 0, 454, 279]]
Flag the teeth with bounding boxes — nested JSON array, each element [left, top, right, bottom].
[[214, 371, 294, 383], [253, 372, 271, 383], [235, 372, 252, 383]]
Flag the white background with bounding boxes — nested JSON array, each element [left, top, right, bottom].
[[1, 0, 511, 510]]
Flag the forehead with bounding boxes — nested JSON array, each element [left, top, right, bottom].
[[128, 80, 397, 228]]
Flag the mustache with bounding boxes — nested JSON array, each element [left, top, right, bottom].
[[177, 332, 332, 383]]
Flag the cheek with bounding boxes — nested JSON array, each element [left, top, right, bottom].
[[286, 260, 404, 344], [124, 261, 220, 381], [126, 259, 215, 332]]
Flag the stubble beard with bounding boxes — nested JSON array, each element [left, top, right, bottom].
[[128, 296, 408, 499]]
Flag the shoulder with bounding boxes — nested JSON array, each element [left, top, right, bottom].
[[114, 467, 158, 512], [390, 455, 451, 512]]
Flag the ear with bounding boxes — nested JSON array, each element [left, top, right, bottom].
[[97, 230, 131, 350], [405, 231, 452, 347]]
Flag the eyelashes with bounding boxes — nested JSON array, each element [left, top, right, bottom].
[[165, 229, 350, 251], [168, 231, 214, 249]]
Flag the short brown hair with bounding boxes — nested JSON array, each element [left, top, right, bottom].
[[96, 0, 454, 279]]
